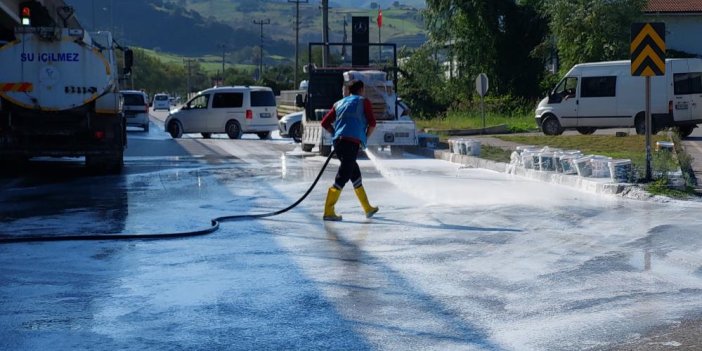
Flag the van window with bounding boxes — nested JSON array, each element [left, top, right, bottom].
[[674, 73, 702, 95], [123, 93, 145, 106], [212, 92, 243, 108], [250, 91, 276, 107], [187, 94, 210, 109], [155, 95, 169, 101], [581, 76, 616, 98], [553, 77, 578, 100]]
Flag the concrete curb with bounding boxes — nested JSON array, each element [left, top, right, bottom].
[[417, 148, 644, 197]]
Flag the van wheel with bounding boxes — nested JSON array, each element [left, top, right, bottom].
[[144, 123, 149, 132], [635, 114, 646, 135], [302, 143, 314, 152], [201, 133, 212, 139], [678, 126, 695, 138], [290, 122, 302, 143], [168, 120, 183, 138], [257, 131, 271, 139], [226, 120, 242, 139], [541, 116, 564, 136], [576, 127, 596, 135]]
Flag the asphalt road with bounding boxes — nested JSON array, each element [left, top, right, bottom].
[[1, 110, 702, 350]]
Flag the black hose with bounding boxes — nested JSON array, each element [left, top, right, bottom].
[[0, 150, 336, 244]]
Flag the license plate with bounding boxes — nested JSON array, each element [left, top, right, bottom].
[[260, 113, 271, 118]]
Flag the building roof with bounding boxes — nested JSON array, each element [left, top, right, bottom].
[[645, 0, 702, 13]]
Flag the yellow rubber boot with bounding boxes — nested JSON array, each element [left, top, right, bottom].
[[323, 187, 343, 221], [354, 185, 379, 218]]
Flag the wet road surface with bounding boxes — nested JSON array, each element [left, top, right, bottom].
[[1, 115, 702, 350]]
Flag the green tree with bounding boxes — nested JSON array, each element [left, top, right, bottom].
[[425, 0, 548, 98], [546, 0, 646, 71], [397, 46, 451, 118]]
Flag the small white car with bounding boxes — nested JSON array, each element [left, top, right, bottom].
[[120, 90, 150, 131], [278, 111, 303, 142], [152, 93, 170, 111], [165, 86, 278, 139]]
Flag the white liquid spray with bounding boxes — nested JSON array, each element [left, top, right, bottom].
[[364, 149, 447, 204]]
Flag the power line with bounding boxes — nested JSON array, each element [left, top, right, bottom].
[[253, 19, 271, 81], [288, 0, 309, 86]]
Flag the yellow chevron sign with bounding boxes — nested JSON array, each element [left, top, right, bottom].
[[630, 23, 665, 76]]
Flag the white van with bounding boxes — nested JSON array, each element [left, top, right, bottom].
[[164, 86, 278, 139], [536, 59, 702, 137], [152, 93, 171, 111]]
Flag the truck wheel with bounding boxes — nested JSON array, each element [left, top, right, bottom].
[[86, 152, 123, 174], [576, 127, 596, 135], [257, 131, 271, 139], [168, 120, 183, 138], [320, 145, 332, 157], [541, 115, 564, 136], [290, 122, 302, 143], [678, 126, 695, 138], [302, 143, 314, 152], [144, 123, 149, 132], [391, 146, 404, 157], [226, 120, 242, 139]]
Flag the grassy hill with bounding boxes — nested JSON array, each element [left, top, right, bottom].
[[170, 0, 426, 49], [67, 0, 425, 64]]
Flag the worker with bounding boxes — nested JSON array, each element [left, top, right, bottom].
[[320, 79, 378, 221]]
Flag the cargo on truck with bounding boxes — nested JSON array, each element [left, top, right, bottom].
[[536, 59, 702, 137], [0, 2, 133, 172], [289, 42, 417, 156]]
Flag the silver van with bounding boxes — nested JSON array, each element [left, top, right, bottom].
[[164, 86, 278, 139]]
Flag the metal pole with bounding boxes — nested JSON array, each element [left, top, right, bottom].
[[219, 44, 226, 78], [481, 96, 485, 133], [321, 0, 329, 67], [288, 0, 308, 87], [253, 19, 270, 81], [645, 76, 652, 181], [183, 59, 194, 96]]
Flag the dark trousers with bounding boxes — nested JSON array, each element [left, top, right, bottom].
[[333, 139, 362, 189]]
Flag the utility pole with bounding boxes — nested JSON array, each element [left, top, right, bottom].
[[183, 58, 196, 98], [288, 0, 308, 87], [217, 43, 227, 80], [341, 15, 348, 61], [253, 19, 271, 81], [321, 0, 329, 67]]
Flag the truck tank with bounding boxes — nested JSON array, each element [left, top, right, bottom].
[[0, 27, 127, 173]]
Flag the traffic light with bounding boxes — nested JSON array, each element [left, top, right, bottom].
[[20, 6, 31, 26]]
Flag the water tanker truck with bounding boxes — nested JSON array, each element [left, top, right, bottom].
[[0, 2, 132, 172]]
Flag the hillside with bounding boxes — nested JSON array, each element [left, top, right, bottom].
[[68, 0, 292, 57], [66, 0, 425, 63], [178, 0, 426, 49]]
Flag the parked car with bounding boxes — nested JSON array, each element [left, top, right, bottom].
[[152, 93, 171, 111], [120, 90, 150, 132], [278, 111, 303, 142], [165, 86, 278, 139]]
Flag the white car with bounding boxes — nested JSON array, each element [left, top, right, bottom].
[[164, 86, 278, 139], [278, 111, 303, 142]]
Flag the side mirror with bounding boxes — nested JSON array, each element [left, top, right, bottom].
[[123, 49, 134, 75], [295, 94, 304, 108]]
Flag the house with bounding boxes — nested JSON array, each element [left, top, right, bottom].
[[645, 0, 702, 56]]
